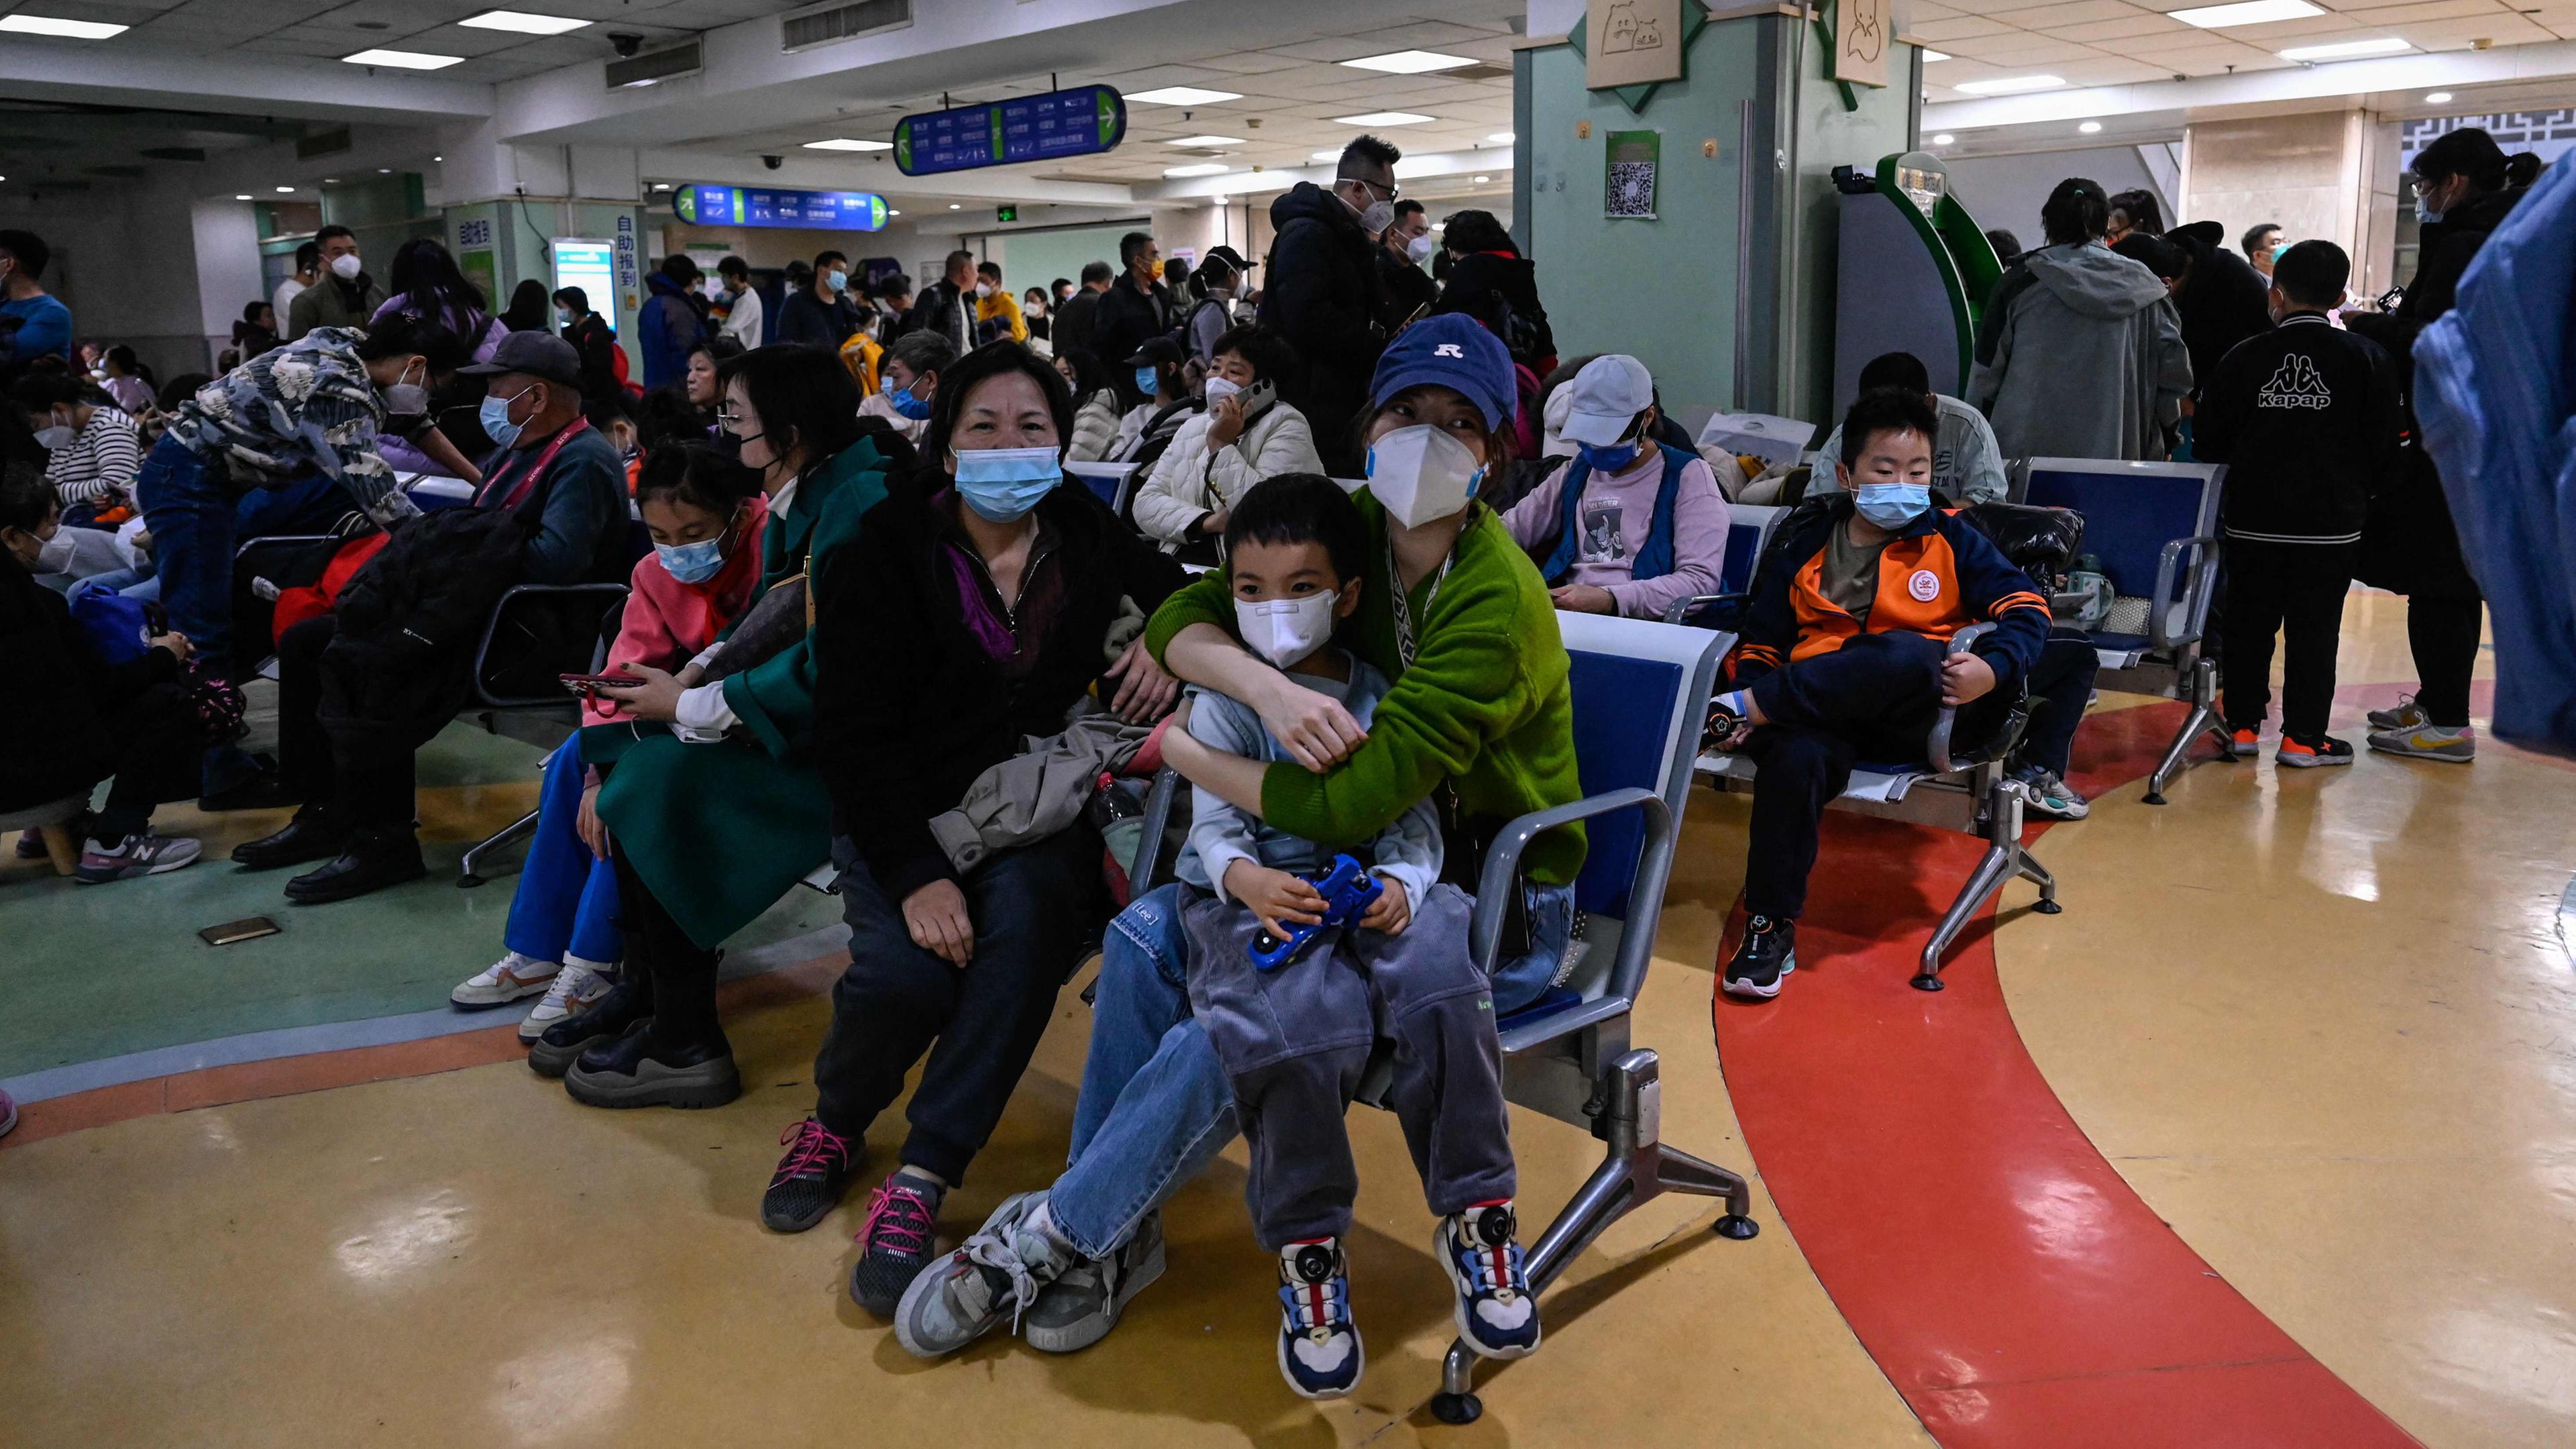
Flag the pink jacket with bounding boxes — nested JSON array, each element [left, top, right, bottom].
[[585, 495, 770, 725]]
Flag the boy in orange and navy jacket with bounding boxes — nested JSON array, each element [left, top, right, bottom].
[[1707, 388, 2051, 1001]]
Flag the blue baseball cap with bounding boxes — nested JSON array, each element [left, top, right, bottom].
[[1368, 313, 1517, 432]]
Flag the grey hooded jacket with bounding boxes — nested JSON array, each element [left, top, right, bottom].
[[1968, 242, 2194, 462]]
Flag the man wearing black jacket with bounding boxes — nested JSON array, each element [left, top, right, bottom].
[[1261, 136, 1398, 473], [1052, 260, 1111, 362], [1090, 232, 1173, 407], [2193, 240, 2402, 768]]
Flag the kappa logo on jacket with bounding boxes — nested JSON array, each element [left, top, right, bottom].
[[2257, 354, 2332, 410]]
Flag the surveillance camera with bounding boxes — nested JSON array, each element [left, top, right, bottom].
[[762, 154, 784, 170], [608, 32, 645, 58]]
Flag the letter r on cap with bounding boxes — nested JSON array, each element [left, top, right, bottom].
[[1434, 343, 1464, 358]]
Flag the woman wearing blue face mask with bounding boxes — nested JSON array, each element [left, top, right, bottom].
[[447, 443, 769, 1039], [858, 328, 958, 445], [1502, 353, 1731, 618], [760, 342, 1189, 1297]]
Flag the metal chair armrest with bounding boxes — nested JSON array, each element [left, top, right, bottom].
[[1470, 787, 1672, 1008], [472, 582, 631, 710], [1659, 590, 1752, 628], [1926, 623, 1998, 773], [2149, 535, 2220, 652], [1126, 766, 1182, 896]]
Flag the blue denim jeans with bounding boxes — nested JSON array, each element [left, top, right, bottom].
[[1044, 877, 1575, 1260], [134, 435, 347, 672]]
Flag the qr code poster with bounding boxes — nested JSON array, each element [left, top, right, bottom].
[[1605, 129, 1659, 219]]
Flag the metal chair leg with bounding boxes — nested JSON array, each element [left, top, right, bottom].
[[2145, 658, 2220, 805], [458, 808, 539, 888], [1912, 843, 2015, 991], [2016, 847, 2061, 913], [1429, 1051, 1755, 1426]]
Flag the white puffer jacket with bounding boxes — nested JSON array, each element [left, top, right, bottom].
[[1129, 400, 1323, 551]]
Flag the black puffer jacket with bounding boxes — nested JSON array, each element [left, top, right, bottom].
[[0, 559, 179, 810], [1435, 250, 1557, 374], [2165, 221, 2272, 395], [317, 506, 537, 763], [1260, 182, 1385, 471], [1091, 274, 1175, 404]]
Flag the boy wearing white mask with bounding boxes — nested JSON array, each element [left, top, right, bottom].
[[1704, 388, 2052, 1001], [1155, 470, 1519, 1399]]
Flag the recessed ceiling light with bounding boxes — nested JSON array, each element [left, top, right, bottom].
[[1310, 149, 1343, 162], [1487, 130, 1514, 144], [888, 208, 902, 216], [342, 48, 464, 70], [1931, 133, 1955, 145], [2169, 0, 2320, 27], [1340, 50, 1475, 74], [1923, 50, 1951, 62], [377, 167, 392, 174], [804, 138, 892, 152], [2424, 90, 2454, 103], [1472, 174, 1491, 183], [2078, 120, 2103, 133], [275, 185, 296, 193], [1163, 135, 1245, 148], [234, 193, 253, 201], [459, 9, 592, 35], [1212, 193, 1228, 205], [433, 155, 443, 162], [0, 15, 128, 39], [323, 177, 339, 184], [1127, 86, 1241, 106], [1951, 74, 2066, 95], [948, 203, 961, 209], [1163, 162, 1232, 178], [1334, 111, 1435, 127], [651, 182, 672, 191], [2279, 36, 2409, 60]]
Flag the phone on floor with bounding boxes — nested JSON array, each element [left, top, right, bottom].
[[199, 916, 280, 947]]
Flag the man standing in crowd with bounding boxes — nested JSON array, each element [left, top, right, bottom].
[[1179, 246, 1253, 363], [553, 286, 623, 402], [1093, 232, 1173, 407], [0, 229, 74, 365], [2163, 220, 2274, 397], [871, 272, 914, 337], [776, 250, 863, 347], [1053, 260, 1112, 360], [2242, 223, 2282, 278], [287, 226, 383, 341], [716, 255, 763, 347], [1379, 199, 1439, 325], [1969, 177, 2192, 461], [908, 250, 978, 354], [273, 241, 320, 331], [638, 255, 708, 390], [1262, 135, 1400, 473]]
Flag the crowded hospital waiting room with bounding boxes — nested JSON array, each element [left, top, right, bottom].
[[7, 0, 2576, 1442]]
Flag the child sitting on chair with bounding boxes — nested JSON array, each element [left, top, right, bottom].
[[1705, 388, 2050, 1002], [1167, 472, 1535, 1400]]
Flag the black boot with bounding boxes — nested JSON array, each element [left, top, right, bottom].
[[232, 808, 349, 871], [283, 826, 426, 904], [561, 1024, 739, 1110], [527, 975, 654, 1079]]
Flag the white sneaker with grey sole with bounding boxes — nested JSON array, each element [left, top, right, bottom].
[[452, 951, 559, 1009], [519, 959, 616, 1042]]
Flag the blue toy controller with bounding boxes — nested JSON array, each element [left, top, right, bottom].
[[1250, 854, 1384, 971]]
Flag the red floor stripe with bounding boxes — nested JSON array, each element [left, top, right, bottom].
[[1712, 702, 2422, 1448]]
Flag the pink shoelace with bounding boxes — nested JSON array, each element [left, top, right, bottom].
[[856, 1176, 936, 1258], [769, 1118, 853, 1188]]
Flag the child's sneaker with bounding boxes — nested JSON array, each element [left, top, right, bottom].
[[2367, 694, 2427, 732], [1276, 1237, 1363, 1399], [2277, 734, 2355, 768], [2220, 727, 2261, 760], [1721, 916, 1795, 1000], [1438, 1201, 1540, 1360], [73, 832, 201, 883], [452, 951, 559, 1009], [2014, 765, 2090, 820], [2367, 722, 2475, 762], [761, 1116, 861, 1232], [518, 959, 614, 1042], [894, 1192, 1077, 1360], [849, 1169, 945, 1317]]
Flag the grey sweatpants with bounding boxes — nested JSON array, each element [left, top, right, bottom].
[[1181, 881, 1514, 1249]]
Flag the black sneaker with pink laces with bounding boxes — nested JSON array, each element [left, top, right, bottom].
[[761, 1117, 861, 1233], [850, 1170, 946, 1317]]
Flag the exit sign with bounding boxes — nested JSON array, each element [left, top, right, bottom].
[[997, 204, 1019, 223]]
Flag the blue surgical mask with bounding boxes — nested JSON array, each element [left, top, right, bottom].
[[655, 534, 729, 585], [1576, 439, 1642, 473], [1854, 482, 1931, 531], [1134, 365, 1161, 396], [479, 389, 525, 448], [824, 269, 848, 292], [888, 380, 932, 420], [953, 446, 1062, 523]]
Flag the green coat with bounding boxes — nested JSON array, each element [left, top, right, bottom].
[[581, 436, 893, 947]]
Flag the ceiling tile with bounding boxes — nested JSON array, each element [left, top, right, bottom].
[[2045, 15, 2188, 40], [1911, 15, 2023, 39]]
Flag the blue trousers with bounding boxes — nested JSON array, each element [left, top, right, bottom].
[[1047, 878, 1571, 1260], [134, 434, 349, 669], [503, 743, 624, 966]]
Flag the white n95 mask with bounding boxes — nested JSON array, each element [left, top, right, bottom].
[[1365, 424, 1486, 530], [1234, 592, 1338, 669]]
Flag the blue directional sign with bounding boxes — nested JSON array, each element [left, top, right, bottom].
[[894, 85, 1126, 177], [673, 185, 888, 231]]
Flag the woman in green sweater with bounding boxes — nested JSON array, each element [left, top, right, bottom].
[[537, 345, 902, 1107], [890, 315, 1587, 1362]]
